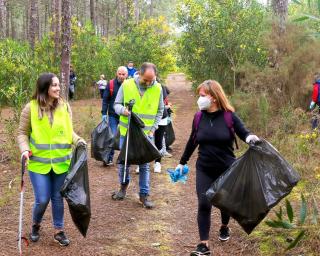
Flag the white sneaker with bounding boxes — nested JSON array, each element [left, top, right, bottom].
[[154, 162, 161, 173], [135, 166, 140, 174], [163, 152, 172, 158]]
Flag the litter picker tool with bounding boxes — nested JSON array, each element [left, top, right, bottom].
[[123, 99, 135, 183], [18, 153, 30, 255]]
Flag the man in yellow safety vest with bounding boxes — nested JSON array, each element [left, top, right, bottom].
[[112, 62, 164, 208]]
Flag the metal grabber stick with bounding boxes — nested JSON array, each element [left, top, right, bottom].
[[18, 154, 30, 255], [123, 99, 135, 184]]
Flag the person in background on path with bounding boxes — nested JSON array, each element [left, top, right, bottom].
[[162, 86, 174, 156], [153, 83, 172, 173], [69, 65, 77, 100], [101, 66, 128, 166], [309, 73, 320, 129], [97, 74, 107, 99], [176, 80, 259, 256], [126, 61, 137, 79], [112, 62, 164, 209], [17, 73, 86, 246]]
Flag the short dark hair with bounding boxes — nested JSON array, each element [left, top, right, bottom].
[[140, 62, 157, 76], [128, 61, 134, 64], [32, 73, 59, 109]]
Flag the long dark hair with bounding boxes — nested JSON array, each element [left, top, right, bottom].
[[32, 73, 60, 110]]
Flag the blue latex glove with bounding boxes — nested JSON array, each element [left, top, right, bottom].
[[310, 101, 316, 110], [102, 115, 107, 122], [167, 165, 189, 183]]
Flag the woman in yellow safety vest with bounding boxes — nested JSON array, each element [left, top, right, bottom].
[[17, 73, 86, 246]]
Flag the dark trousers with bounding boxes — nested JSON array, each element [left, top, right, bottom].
[[99, 89, 105, 99], [154, 125, 166, 163], [196, 169, 230, 241]]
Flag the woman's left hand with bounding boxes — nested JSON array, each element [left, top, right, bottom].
[[245, 134, 260, 144], [77, 138, 87, 147]]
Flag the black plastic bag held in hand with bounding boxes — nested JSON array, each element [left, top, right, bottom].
[[206, 139, 300, 235], [91, 121, 114, 162], [117, 112, 161, 165], [61, 144, 91, 237], [165, 122, 175, 146]]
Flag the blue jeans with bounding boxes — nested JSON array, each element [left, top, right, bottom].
[[108, 115, 119, 162], [29, 170, 67, 229], [118, 136, 150, 196]]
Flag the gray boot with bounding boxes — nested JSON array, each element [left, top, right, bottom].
[[139, 194, 154, 209], [112, 184, 128, 200]]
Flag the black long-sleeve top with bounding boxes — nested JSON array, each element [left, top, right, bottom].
[[180, 110, 250, 173], [101, 78, 123, 118]]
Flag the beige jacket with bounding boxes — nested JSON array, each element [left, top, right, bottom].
[[17, 101, 81, 153]]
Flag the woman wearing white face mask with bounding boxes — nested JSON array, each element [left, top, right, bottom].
[[176, 80, 259, 256]]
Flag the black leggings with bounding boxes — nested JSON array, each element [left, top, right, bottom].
[[154, 125, 166, 163], [196, 169, 230, 241]]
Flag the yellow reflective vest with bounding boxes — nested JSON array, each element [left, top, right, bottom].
[[28, 100, 73, 174], [119, 78, 162, 136]]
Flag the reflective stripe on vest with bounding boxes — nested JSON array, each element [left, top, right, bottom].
[[28, 100, 73, 175], [30, 136, 72, 150], [30, 153, 72, 164], [119, 78, 161, 136]]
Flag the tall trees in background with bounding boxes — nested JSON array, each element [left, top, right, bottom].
[[272, 0, 288, 34], [0, 0, 5, 39], [51, 0, 61, 56], [29, 0, 39, 51], [0, 0, 175, 41], [60, 0, 71, 99]]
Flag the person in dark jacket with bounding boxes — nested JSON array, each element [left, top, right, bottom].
[[69, 65, 77, 100], [101, 66, 128, 166], [176, 80, 259, 256]]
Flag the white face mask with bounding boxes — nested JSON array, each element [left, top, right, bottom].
[[197, 96, 212, 110]]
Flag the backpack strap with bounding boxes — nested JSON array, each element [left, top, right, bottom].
[[109, 79, 114, 97], [192, 111, 202, 143], [224, 111, 239, 149]]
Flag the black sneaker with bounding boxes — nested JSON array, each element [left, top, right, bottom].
[[190, 243, 211, 256], [54, 231, 70, 246], [30, 224, 40, 242], [219, 226, 230, 242]]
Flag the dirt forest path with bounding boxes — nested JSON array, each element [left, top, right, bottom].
[[0, 74, 259, 256]]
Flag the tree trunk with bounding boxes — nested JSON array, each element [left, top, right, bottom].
[[149, 0, 153, 17], [272, 0, 288, 34], [0, 0, 5, 39], [90, 0, 95, 27], [60, 0, 71, 100], [52, 0, 61, 57], [106, 2, 110, 38], [29, 0, 39, 51], [5, 0, 9, 37], [10, 7, 15, 39], [115, 0, 119, 32], [25, 3, 29, 41], [134, 0, 139, 24]]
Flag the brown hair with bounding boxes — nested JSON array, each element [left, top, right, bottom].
[[196, 80, 235, 112], [32, 73, 60, 112]]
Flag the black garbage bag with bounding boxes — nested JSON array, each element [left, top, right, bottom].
[[91, 121, 113, 162], [61, 144, 91, 237], [206, 139, 300, 235], [117, 112, 161, 165], [165, 122, 175, 146]]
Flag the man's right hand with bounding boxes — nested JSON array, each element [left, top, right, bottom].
[[123, 108, 130, 116], [102, 115, 107, 122]]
